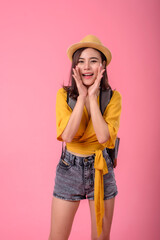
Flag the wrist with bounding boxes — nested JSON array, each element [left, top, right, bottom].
[[88, 94, 97, 101], [77, 95, 86, 103]]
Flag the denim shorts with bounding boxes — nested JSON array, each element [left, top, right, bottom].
[[53, 148, 118, 201]]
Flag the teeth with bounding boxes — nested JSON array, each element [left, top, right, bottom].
[[83, 74, 93, 76]]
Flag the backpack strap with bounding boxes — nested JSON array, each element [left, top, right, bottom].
[[67, 92, 76, 110], [106, 137, 120, 168], [99, 88, 113, 115]]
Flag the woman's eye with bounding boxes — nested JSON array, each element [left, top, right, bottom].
[[91, 60, 97, 63], [78, 61, 84, 64]]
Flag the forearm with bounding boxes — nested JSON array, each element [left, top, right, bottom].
[[89, 95, 110, 144], [61, 95, 85, 142]]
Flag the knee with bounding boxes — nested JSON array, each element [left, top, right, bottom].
[[48, 236, 51, 240], [91, 237, 98, 240], [91, 234, 110, 240], [48, 234, 53, 240], [48, 232, 68, 240], [48, 233, 55, 240], [91, 232, 110, 240], [91, 237, 109, 240], [48, 235, 55, 240], [101, 234, 110, 240]]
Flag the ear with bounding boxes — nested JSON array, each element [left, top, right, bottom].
[[102, 60, 106, 69]]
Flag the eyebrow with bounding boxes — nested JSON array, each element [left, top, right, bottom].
[[79, 57, 99, 60]]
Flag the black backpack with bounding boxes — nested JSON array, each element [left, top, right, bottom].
[[67, 89, 120, 168]]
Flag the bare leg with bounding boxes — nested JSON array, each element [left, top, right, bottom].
[[48, 197, 80, 240], [88, 198, 115, 240]]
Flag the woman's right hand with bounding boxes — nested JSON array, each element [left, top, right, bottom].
[[72, 66, 87, 98]]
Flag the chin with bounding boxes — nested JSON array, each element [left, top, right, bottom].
[[82, 79, 95, 87], [83, 82, 94, 88]]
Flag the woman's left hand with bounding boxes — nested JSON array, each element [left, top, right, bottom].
[[88, 65, 105, 97]]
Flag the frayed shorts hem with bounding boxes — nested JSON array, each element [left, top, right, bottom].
[[85, 191, 118, 201], [104, 191, 118, 200], [53, 191, 118, 202], [53, 193, 84, 201]]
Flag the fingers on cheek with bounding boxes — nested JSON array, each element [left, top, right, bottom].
[[72, 74, 76, 81]]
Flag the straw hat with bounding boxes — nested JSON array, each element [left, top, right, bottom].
[[67, 35, 112, 65]]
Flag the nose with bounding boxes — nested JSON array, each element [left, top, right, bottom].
[[84, 61, 90, 70]]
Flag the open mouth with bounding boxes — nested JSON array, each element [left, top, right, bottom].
[[82, 73, 94, 77]]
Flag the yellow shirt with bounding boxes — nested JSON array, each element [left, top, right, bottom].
[[56, 87, 122, 236]]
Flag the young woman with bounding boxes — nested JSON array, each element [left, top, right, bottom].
[[48, 35, 122, 240]]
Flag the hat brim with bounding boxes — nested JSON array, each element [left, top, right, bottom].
[[67, 42, 112, 66]]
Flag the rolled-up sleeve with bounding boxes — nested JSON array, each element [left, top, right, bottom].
[[56, 88, 72, 141], [102, 90, 122, 148]]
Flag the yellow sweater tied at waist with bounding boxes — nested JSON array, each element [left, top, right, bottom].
[[94, 149, 108, 237]]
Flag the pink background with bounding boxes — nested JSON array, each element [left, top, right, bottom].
[[0, 0, 160, 239]]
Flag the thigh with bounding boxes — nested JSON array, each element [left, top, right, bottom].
[[49, 197, 80, 240], [89, 198, 115, 240]]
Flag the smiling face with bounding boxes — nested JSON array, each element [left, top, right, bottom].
[[77, 48, 105, 87]]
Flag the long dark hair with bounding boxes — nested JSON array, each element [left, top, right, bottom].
[[63, 47, 112, 99]]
